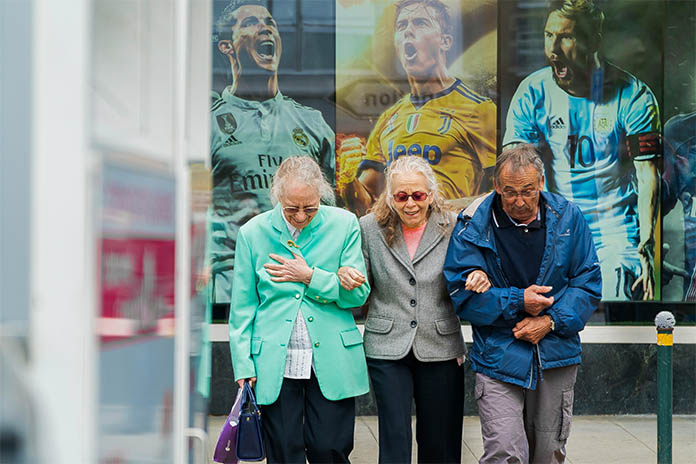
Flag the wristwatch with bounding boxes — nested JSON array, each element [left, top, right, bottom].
[[547, 315, 555, 331]]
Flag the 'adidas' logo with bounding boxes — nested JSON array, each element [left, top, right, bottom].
[[551, 117, 566, 129]]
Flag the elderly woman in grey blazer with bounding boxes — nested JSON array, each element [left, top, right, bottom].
[[340, 156, 490, 463]]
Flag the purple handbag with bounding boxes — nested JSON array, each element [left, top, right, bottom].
[[213, 386, 244, 463]]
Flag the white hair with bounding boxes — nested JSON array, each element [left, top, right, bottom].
[[384, 156, 442, 209], [269, 156, 335, 206]]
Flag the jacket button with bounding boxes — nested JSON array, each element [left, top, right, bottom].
[[295, 293, 300, 299], [410, 299, 416, 307], [308, 316, 314, 322], [409, 278, 416, 286], [410, 320, 417, 328], [314, 342, 320, 347]]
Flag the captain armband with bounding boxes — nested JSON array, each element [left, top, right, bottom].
[[625, 132, 662, 161]]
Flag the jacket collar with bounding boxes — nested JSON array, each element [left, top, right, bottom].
[[412, 210, 451, 264], [459, 191, 566, 250], [271, 203, 323, 255], [382, 209, 451, 273]]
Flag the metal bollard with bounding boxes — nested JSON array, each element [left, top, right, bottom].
[[655, 311, 675, 464]]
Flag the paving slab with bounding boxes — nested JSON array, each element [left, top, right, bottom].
[[207, 415, 696, 463]]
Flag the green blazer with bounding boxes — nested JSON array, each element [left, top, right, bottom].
[[228, 204, 371, 404]]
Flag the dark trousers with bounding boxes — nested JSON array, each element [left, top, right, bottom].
[[367, 351, 464, 464], [260, 372, 356, 464]]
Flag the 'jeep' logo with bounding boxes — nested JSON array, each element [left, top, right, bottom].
[[387, 140, 441, 165]]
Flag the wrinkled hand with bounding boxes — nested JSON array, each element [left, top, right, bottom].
[[513, 316, 553, 345], [465, 269, 491, 293], [337, 266, 366, 290], [632, 243, 655, 300], [336, 135, 366, 192], [523, 285, 554, 316], [264, 252, 314, 285], [237, 377, 256, 388]]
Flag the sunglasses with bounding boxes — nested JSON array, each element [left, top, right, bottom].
[[282, 206, 319, 215], [392, 191, 429, 203]]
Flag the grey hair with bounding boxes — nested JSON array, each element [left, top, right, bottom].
[[269, 156, 336, 206], [371, 155, 446, 246], [495, 144, 545, 184], [385, 156, 444, 209]]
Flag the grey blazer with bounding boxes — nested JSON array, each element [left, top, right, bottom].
[[359, 210, 466, 361]]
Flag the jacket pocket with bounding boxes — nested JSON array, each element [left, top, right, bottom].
[[558, 389, 574, 440], [251, 338, 263, 355], [364, 316, 394, 334], [340, 327, 364, 347], [435, 317, 462, 336]]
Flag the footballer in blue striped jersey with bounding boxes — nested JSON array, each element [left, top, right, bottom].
[[210, 0, 335, 303], [503, 0, 660, 301]]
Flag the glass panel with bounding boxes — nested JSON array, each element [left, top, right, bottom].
[[209, 0, 695, 331], [336, 0, 498, 216], [98, 162, 176, 463], [209, 0, 336, 320], [301, 29, 335, 71], [301, 0, 335, 23], [662, 0, 696, 313], [188, 163, 212, 458]]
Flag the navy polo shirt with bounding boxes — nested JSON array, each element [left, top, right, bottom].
[[491, 194, 546, 289]]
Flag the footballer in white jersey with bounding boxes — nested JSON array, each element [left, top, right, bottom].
[[504, 1, 660, 301], [210, 1, 335, 304]]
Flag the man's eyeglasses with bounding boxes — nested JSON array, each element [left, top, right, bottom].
[[282, 206, 320, 215], [392, 191, 429, 203], [501, 189, 538, 200]]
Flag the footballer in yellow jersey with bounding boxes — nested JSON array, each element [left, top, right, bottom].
[[363, 79, 496, 200], [337, 0, 497, 214]]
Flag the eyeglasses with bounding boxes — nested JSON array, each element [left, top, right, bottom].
[[282, 206, 319, 215], [501, 189, 538, 200], [392, 191, 429, 203]]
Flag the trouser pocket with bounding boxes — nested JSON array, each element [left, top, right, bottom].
[[558, 389, 574, 441], [474, 380, 484, 401]]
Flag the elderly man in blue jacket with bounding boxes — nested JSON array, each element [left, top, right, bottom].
[[444, 144, 601, 463]]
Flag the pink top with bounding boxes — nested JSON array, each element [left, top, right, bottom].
[[402, 222, 427, 259]]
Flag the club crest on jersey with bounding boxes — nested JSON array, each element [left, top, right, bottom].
[[593, 106, 614, 136], [437, 113, 453, 134], [216, 113, 237, 135], [292, 128, 309, 148], [406, 114, 421, 134]]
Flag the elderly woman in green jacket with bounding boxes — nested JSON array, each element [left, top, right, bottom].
[[228, 156, 370, 464]]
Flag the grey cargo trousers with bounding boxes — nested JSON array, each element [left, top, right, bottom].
[[475, 365, 579, 464]]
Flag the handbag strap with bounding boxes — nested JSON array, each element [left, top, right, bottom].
[[241, 381, 259, 412]]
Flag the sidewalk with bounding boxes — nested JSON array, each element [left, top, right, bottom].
[[208, 414, 695, 463]]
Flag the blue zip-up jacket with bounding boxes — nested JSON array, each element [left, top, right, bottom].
[[443, 192, 601, 389]]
